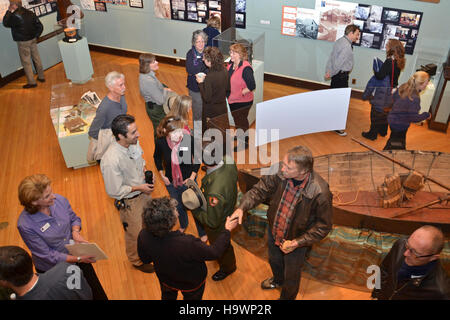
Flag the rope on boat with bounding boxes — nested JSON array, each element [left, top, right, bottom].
[[332, 189, 361, 206]]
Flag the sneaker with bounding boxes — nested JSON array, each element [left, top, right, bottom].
[[261, 277, 281, 290], [361, 131, 376, 141], [23, 84, 37, 89], [334, 130, 347, 137], [133, 263, 155, 273]]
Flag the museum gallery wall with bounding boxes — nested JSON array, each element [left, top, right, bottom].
[[0, 0, 58, 22], [282, 0, 422, 55], [154, 0, 246, 28]]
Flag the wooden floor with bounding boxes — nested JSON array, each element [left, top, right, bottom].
[[0, 51, 448, 300]]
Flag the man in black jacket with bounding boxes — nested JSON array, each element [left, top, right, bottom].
[[3, 0, 45, 88], [373, 225, 449, 300]]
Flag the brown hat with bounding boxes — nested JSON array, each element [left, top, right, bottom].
[[163, 91, 179, 114], [182, 180, 207, 211]]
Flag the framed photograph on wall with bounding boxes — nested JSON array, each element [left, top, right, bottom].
[[129, 0, 143, 8], [95, 1, 107, 11]]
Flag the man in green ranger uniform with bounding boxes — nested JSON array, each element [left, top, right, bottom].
[[182, 152, 238, 281]]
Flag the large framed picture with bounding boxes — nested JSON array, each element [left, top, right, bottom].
[[129, 0, 143, 8]]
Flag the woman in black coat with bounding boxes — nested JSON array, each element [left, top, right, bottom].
[[138, 197, 237, 300], [362, 39, 406, 140], [196, 47, 230, 135]]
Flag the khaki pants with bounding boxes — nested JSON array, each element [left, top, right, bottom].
[[17, 39, 44, 85], [119, 193, 151, 266]]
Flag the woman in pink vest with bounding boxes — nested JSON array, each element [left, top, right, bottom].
[[227, 43, 256, 150]]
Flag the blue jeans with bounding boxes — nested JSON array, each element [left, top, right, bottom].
[[267, 229, 308, 300], [166, 183, 206, 237]]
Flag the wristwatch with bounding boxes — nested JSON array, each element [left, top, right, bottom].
[[77, 256, 81, 263]]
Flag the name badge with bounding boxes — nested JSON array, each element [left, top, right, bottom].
[[40, 223, 50, 232], [180, 147, 189, 151]]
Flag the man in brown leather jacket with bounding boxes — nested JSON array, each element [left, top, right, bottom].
[[373, 225, 449, 300], [231, 146, 333, 300]]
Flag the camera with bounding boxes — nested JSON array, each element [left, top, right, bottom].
[[114, 199, 126, 211], [145, 170, 153, 185]]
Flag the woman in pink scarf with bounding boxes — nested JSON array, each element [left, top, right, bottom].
[[153, 117, 206, 239]]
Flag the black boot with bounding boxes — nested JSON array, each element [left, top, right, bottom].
[[362, 131, 377, 141]]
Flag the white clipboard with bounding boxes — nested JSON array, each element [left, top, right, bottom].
[[65, 243, 108, 261]]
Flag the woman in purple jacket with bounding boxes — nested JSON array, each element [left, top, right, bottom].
[[17, 174, 108, 300], [383, 71, 431, 150]]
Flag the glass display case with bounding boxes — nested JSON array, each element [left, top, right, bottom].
[[412, 48, 448, 113], [215, 27, 265, 64], [50, 77, 107, 169]]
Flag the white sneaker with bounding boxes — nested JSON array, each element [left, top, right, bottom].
[[335, 130, 347, 136]]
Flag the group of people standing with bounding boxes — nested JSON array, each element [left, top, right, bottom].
[[1, 13, 446, 301], [326, 24, 431, 150]]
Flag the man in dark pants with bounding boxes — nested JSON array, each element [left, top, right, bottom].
[[3, 0, 45, 88], [372, 225, 449, 300], [325, 24, 360, 136], [182, 151, 238, 281], [231, 146, 333, 300]]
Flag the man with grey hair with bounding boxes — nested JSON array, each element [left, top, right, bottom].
[[231, 146, 333, 299], [373, 225, 449, 300], [87, 71, 128, 161], [3, 0, 45, 89]]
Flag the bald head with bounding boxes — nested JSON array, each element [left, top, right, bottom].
[[404, 225, 444, 267], [412, 225, 444, 254]]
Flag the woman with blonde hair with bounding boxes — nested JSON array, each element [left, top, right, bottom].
[[166, 95, 192, 133], [383, 71, 431, 150], [362, 39, 406, 141], [17, 174, 108, 300], [227, 43, 255, 150], [203, 15, 221, 47]]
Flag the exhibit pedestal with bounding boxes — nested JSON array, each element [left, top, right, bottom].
[[247, 60, 264, 126], [50, 78, 108, 169], [58, 132, 93, 169], [58, 37, 94, 84]]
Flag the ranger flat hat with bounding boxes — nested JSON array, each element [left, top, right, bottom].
[[163, 91, 179, 114], [182, 179, 207, 211]]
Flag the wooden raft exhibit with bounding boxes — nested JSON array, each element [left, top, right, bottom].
[[235, 147, 449, 290], [238, 149, 450, 235]]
